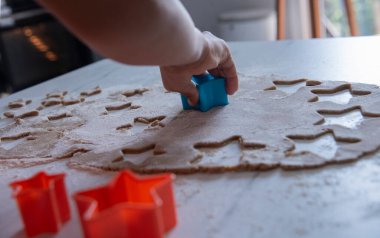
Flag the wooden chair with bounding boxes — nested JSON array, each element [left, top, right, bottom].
[[276, 0, 359, 40]]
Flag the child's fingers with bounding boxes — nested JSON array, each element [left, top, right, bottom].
[[208, 56, 238, 95], [205, 33, 238, 95], [219, 54, 238, 95], [160, 68, 199, 105]]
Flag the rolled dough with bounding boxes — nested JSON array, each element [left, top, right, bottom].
[[1, 76, 380, 173]]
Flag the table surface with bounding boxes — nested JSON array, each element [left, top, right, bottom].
[[1, 36, 380, 238]]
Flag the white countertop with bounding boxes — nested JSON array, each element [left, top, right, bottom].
[[1, 36, 380, 238]]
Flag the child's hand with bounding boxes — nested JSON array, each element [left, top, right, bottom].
[[160, 31, 238, 106]]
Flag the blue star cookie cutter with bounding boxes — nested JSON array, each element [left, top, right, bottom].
[[181, 73, 228, 112]]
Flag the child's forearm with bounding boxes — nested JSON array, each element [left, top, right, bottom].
[[37, 0, 205, 66], [37, 0, 239, 104]]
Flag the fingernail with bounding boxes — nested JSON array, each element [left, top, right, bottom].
[[187, 98, 194, 106]]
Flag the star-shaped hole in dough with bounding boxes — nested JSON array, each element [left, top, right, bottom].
[[113, 144, 164, 166], [287, 131, 360, 159], [192, 136, 265, 167], [311, 84, 371, 105], [321, 109, 364, 128], [0, 131, 32, 150], [271, 79, 321, 95], [315, 106, 380, 129], [132, 116, 166, 132], [316, 90, 354, 104], [116, 116, 166, 135]]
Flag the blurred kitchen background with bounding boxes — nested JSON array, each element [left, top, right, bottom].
[[0, 0, 379, 96]]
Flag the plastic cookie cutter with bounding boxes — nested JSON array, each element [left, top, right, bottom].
[[73, 170, 177, 238], [9, 172, 70, 237], [181, 73, 229, 112]]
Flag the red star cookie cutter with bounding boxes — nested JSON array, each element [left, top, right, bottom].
[[9, 172, 70, 237], [73, 170, 177, 238]]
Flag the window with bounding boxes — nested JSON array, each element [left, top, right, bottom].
[[324, 0, 380, 37]]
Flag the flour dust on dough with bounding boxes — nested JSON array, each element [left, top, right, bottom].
[[1, 76, 380, 173]]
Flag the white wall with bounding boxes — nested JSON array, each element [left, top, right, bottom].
[[182, 0, 275, 35], [181, 0, 311, 40]]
